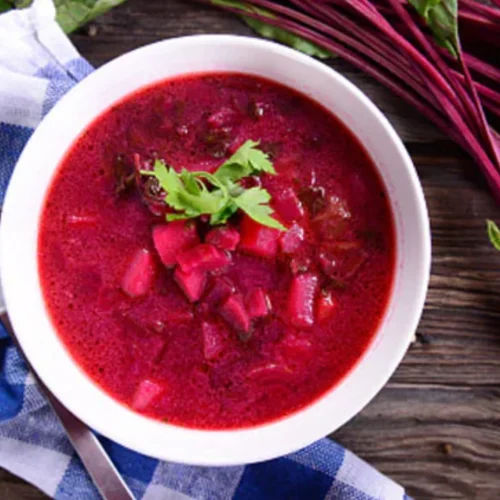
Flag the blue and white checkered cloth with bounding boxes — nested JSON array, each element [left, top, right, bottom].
[[0, 1, 410, 499]]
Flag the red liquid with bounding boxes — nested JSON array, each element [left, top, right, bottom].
[[38, 73, 395, 429]]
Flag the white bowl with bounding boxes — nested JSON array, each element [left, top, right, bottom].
[[0, 35, 430, 465]]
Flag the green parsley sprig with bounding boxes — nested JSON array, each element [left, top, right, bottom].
[[141, 140, 286, 231]]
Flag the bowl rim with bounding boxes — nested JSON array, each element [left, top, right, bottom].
[[0, 34, 431, 465]]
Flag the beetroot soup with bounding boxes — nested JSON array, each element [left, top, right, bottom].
[[38, 73, 395, 429]]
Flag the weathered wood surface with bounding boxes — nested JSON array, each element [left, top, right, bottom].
[[2, 1, 500, 499]]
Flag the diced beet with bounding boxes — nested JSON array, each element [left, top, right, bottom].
[[246, 288, 271, 318], [204, 277, 235, 309], [153, 221, 199, 267], [131, 379, 164, 411], [273, 187, 304, 223], [206, 226, 240, 251], [174, 267, 206, 302], [288, 273, 318, 328], [279, 223, 304, 254], [238, 216, 281, 258], [219, 294, 250, 333], [202, 322, 225, 360], [246, 361, 292, 382], [177, 244, 231, 273], [316, 291, 337, 322], [121, 249, 156, 297]]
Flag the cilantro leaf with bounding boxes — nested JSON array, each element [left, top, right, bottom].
[[233, 187, 286, 231], [142, 161, 228, 221], [210, 201, 239, 225], [215, 140, 275, 185], [487, 220, 500, 251], [139, 142, 285, 231]]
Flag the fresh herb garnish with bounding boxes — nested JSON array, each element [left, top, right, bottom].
[[487, 220, 500, 251], [141, 140, 286, 231]]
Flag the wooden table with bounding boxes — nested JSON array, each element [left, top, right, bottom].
[[2, 1, 500, 498]]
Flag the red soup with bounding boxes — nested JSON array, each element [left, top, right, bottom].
[[38, 73, 395, 429]]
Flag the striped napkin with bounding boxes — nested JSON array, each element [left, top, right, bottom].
[[0, 1, 410, 498]]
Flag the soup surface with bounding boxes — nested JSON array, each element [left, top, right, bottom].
[[38, 73, 395, 429]]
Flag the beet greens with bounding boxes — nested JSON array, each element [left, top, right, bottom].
[[202, 0, 500, 202]]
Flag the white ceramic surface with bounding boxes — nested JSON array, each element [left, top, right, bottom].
[[0, 35, 431, 465]]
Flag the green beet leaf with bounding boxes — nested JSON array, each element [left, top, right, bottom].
[[408, 0, 459, 58], [211, 0, 333, 59], [55, 0, 127, 33], [0, 0, 126, 33]]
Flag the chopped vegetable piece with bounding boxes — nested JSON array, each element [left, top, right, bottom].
[[204, 277, 235, 308], [202, 322, 225, 360], [316, 291, 337, 322], [219, 293, 250, 333], [279, 223, 304, 254], [121, 249, 156, 297], [174, 267, 207, 302], [273, 187, 304, 222], [152, 221, 199, 267], [131, 379, 164, 411], [246, 361, 292, 382], [177, 244, 231, 273], [206, 225, 241, 251], [288, 273, 318, 328], [238, 215, 281, 258], [246, 288, 271, 318]]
